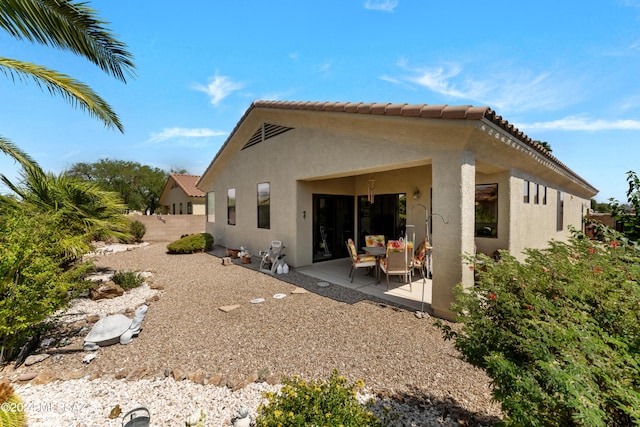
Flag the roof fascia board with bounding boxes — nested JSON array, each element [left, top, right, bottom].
[[478, 118, 597, 195]]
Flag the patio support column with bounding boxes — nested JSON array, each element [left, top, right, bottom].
[[430, 149, 476, 320]]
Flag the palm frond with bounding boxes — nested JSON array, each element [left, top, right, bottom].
[[0, 57, 123, 131], [0, 135, 37, 171], [0, 0, 135, 82]]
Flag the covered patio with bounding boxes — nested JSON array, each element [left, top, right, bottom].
[[297, 257, 432, 313]]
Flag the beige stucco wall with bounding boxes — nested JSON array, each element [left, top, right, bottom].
[[161, 185, 205, 215], [201, 107, 596, 319]]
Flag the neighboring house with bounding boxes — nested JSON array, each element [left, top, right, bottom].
[[159, 174, 205, 215], [197, 100, 598, 319]]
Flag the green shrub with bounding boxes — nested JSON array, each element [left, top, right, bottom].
[[256, 370, 382, 427], [439, 228, 640, 426], [129, 219, 146, 243], [111, 270, 144, 290], [166, 233, 213, 254], [0, 208, 92, 363]]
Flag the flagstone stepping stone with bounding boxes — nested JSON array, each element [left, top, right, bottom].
[[273, 293, 287, 299], [218, 304, 241, 312], [291, 287, 308, 294], [317, 282, 330, 288], [250, 298, 265, 304]]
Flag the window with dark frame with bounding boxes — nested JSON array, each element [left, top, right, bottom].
[[227, 188, 236, 226], [257, 182, 270, 229], [206, 192, 215, 223], [533, 183, 539, 204], [542, 186, 547, 205], [557, 191, 564, 231], [187, 202, 193, 214], [524, 180, 530, 203], [475, 183, 498, 238]]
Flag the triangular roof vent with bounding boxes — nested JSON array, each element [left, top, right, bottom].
[[242, 123, 293, 149]]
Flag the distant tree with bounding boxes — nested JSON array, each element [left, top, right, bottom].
[[609, 170, 640, 242], [590, 199, 610, 213], [533, 140, 552, 153], [66, 158, 168, 214]]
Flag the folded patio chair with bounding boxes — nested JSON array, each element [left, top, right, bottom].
[[346, 238, 376, 283], [259, 240, 285, 273], [379, 239, 413, 290]]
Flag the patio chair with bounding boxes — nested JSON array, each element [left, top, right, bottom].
[[259, 240, 285, 274], [379, 239, 413, 290], [346, 238, 376, 283], [365, 235, 386, 248], [411, 237, 430, 280]]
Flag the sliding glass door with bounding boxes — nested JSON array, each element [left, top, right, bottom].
[[357, 193, 406, 248], [312, 194, 354, 262]]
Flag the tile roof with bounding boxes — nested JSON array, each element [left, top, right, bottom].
[[198, 100, 597, 194], [169, 174, 205, 197]]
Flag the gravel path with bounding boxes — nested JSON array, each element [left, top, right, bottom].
[[2, 242, 502, 426]]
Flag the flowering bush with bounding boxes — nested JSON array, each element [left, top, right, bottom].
[[256, 370, 382, 426], [439, 228, 640, 426]]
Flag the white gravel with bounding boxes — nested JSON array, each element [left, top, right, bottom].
[[2, 242, 502, 426]]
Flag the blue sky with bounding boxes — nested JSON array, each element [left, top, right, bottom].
[[1, 0, 639, 203]]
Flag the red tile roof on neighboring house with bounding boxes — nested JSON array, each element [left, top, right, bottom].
[[170, 174, 205, 198], [199, 100, 597, 194]]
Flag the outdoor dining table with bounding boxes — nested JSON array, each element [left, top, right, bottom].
[[363, 246, 386, 284]]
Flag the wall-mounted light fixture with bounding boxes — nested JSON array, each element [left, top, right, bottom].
[[412, 187, 421, 200]]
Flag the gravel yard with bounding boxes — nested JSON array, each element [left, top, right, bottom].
[[2, 242, 502, 425]]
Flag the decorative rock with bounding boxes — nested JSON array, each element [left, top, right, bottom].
[[24, 353, 50, 366], [291, 287, 308, 294], [85, 314, 100, 324], [39, 338, 56, 348], [149, 282, 164, 290], [83, 353, 97, 364], [90, 281, 124, 300], [88, 371, 102, 381], [114, 369, 128, 380], [108, 404, 122, 419], [32, 371, 56, 385], [222, 257, 232, 266], [172, 367, 186, 381], [18, 372, 37, 381], [52, 354, 64, 363], [126, 366, 149, 381], [231, 405, 252, 427], [188, 369, 206, 385], [145, 294, 160, 304], [208, 373, 222, 386]]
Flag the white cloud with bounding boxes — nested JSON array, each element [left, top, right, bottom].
[[193, 73, 244, 105], [364, 0, 398, 12], [516, 116, 640, 132], [146, 127, 227, 145], [384, 59, 579, 113]]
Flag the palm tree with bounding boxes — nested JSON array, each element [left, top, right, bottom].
[[0, 0, 135, 133], [0, 140, 130, 258]]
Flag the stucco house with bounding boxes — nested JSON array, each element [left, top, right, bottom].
[[197, 100, 597, 319], [159, 173, 205, 215]]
